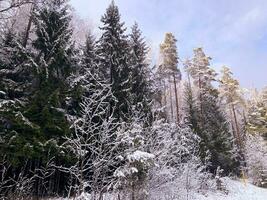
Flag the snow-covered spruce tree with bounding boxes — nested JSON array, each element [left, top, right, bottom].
[[0, 24, 41, 199], [158, 33, 181, 123], [69, 31, 97, 118], [152, 64, 169, 120], [0, 0, 79, 196], [81, 32, 97, 81], [0, 28, 31, 136], [183, 81, 202, 139], [201, 89, 239, 175], [114, 112, 155, 200], [185, 48, 238, 175], [97, 0, 131, 121], [0, 28, 33, 102], [128, 22, 153, 124]]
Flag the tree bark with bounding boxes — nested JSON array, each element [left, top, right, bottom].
[[22, 3, 35, 47], [169, 76, 174, 121], [198, 74, 204, 128], [163, 80, 166, 106], [173, 73, 180, 123], [232, 104, 242, 148], [131, 182, 135, 200]]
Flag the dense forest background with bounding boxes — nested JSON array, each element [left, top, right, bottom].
[[0, 0, 266, 200]]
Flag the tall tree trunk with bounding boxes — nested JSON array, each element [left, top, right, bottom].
[[79, 157, 84, 196], [163, 81, 167, 106], [232, 104, 242, 148], [230, 117, 237, 140], [242, 110, 247, 137], [187, 71, 192, 92], [162, 80, 167, 116], [169, 76, 174, 121], [173, 73, 180, 123], [198, 74, 204, 127], [131, 182, 135, 200], [22, 3, 35, 47]]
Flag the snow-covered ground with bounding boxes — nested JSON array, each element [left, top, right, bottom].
[[49, 179, 267, 200], [195, 178, 267, 200]]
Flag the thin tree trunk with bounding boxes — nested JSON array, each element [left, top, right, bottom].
[[231, 118, 237, 139], [169, 76, 174, 121], [22, 3, 35, 47], [80, 157, 84, 196], [173, 73, 180, 123], [242, 110, 247, 137], [162, 80, 168, 117], [187, 72, 192, 92], [99, 190, 104, 200], [198, 74, 204, 128], [232, 104, 242, 148], [56, 171, 60, 196], [131, 182, 135, 200], [163, 81, 167, 107]]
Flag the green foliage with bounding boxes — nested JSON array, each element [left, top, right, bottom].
[[97, 1, 131, 121], [184, 48, 239, 175], [0, 1, 76, 196], [129, 23, 153, 124]]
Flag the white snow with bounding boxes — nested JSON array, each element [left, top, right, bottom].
[[0, 91, 6, 96], [195, 178, 267, 200], [127, 150, 155, 162], [0, 99, 15, 108], [48, 178, 267, 200]]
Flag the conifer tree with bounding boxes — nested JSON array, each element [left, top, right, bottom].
[[0, 27, 37, 164], [0, 28, 32, 102], [262, 86, 267, 105], [33, 0, 75, 84], [81, 32, 97, 79], [219, 66, 245, 149], [158, 33, 181, 122], [27, 0, 76, 141], [201, 89, 238, 174], [128, 22, 152, 123], [185, 48, 238, 175], [183, 82, 201, 136], [247, 88, 267, 140], [69, 32, 97, 117], [97, 0, 131, 121], [0, 0, 78, 196]]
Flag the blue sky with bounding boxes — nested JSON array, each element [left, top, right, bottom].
[[70, 0, 267, 89]]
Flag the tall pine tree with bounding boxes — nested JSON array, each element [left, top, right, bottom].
[[219, 66, 245, 149], [97, 0, 131, 121], [158, 33, 181, 122]]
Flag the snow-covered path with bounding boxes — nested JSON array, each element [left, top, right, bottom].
[[195, 179, 267, 200]]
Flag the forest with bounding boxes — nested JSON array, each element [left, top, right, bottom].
[[0, 0, 266, 200]]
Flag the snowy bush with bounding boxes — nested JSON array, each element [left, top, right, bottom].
[[114, 116, 155, 200], [245, 134, 267, 187], [147, 120, 215, 200]]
